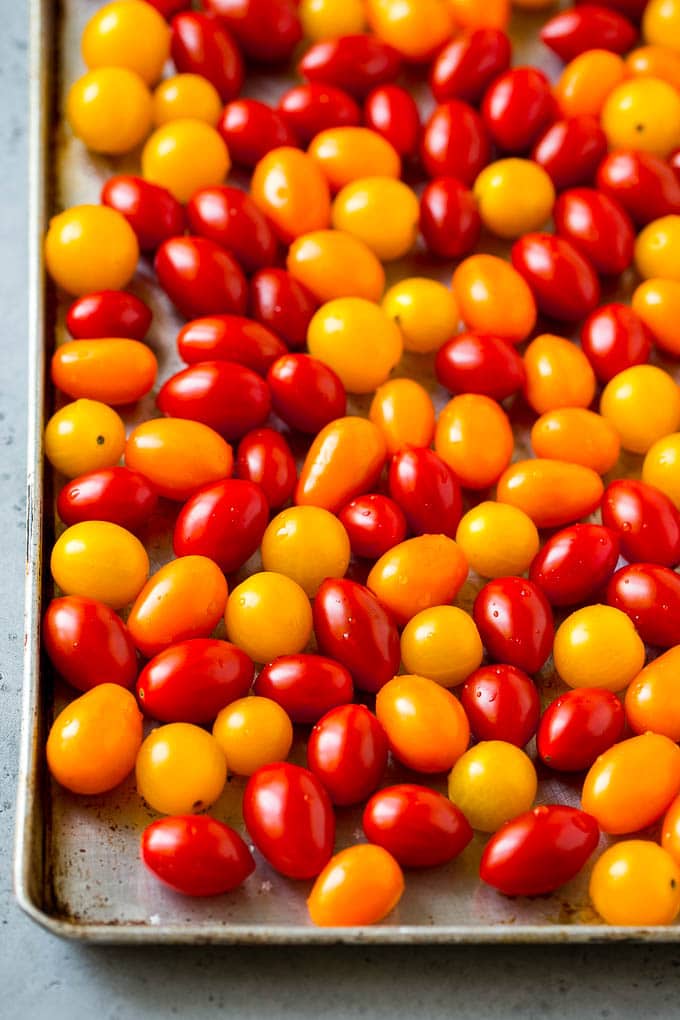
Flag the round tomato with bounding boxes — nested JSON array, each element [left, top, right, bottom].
[[376, 673, 470, 774], [307, 704, 388, 806], [363, 784, 473, 868], [43, 595, 137, 692], [157, 361, 270, 441], [367, 535, 468, 626], [142, 118, 230, 204], [625, 645, 680, 740], [267, 354, 346, 435], [212, 696, 293, 775], [455, 502, 540, 579], [136, 722, 227, 814], [260, 505, 350, 597], [590, 840, 680, 927], [155, 237, 247, 320], [141, 815, 254, 896], [554, 603, 645, 692], [65, 290, 151, 341], [537, 688, 625, 772], [254, 653, 353, 724], [460, 665, 540, 747], [601, 479, 680, 567], [606, 563, 680, 647], [56, 467, 157, 532], [388, 448, 462, 539], [529, 524, 620, 607], [338, 494, 406, 560], [400, 605, 483, 689], [51, 521, 149, 610], [235, 428, 297, 509], [448, 740, 537, 833], [225, 571, 312, 664], [44, 399, 126, 479], [473, 577, 554, 675], [186, 187, 278, 274]]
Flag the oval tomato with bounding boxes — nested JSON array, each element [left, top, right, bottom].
[[606, 563, 680, 647], [532, 115, 608, 190], [460, 664, 540, 747], [141, 815, 254, 896], [186, 187, 278, 273], [482, 66, 555, 153], [277, 83, 360, 146], [580, 303, 653, 382], [601, 478, 680, 567], [296, 417, 386, 512], [249, 268, 319, 351], [51, 338, 157, 406], [173, 478, 269, 573], [537, 687, 625, 771], [529, 524, 620, 607], [157, 361, 271, 441], [43, 595, 138, 692], [65, 290, 152, 341], [177, 315, 286, 376], [155, 237, 248, 320], [473, 577, 554, 674], [540, 6, 636, 62], [511, 233, 600, 321], [363, 85, 421, 158], [101, 175, 184, 252], [56, 466, 157, 531], [298, 34, 402, 97], [236, 428, 297, 509], [430, 28, 511, 105], [420, 101, 491, 185], [363, 784, 473, 868], [170, 11, 244, 102], [307, 704, 388, 806], [554, 187, 635, 275], [419, 177, 481, 260], [267, 354, 346, 434], [388, 447, 462, 539], [596, 149, 680, 226], [435, 332, 526, 400], [218, 99, 297, 168], [204, 0, 301, 63], [338, 493, 407, 560], [254, 653, 353, 723]]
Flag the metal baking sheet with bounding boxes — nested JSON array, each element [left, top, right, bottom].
[[15, 0, 680, 943]]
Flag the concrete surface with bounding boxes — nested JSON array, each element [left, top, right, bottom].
[[3, 5, 680, 1018]]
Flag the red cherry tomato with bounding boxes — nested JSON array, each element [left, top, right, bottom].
[[388, 447, 462, 539], [363, 85, 421, 159], [101, 176, 184, 253], [313, 578, 401, 693], [173, 478, 268, 573], [460, 664, 540, 747], [155, 237, 248, 320], [537, 687, 625, 771], [186, 187, 278, 274], [65, 290, 152, 341], [596, 150, 680, 226], [363, 784, 473, 868], [575, 0, 646, 17], [581, 303, 653, 383], [606, 563, 680, 648], [553, 188, 634, 276], [419, 177, 481, 259], [249, 268, 319, 351], [277, 83, 360, 146], [338, 493, 407, 560], [511, 233, 600, 322], [57, 467, 157, 532], [43, 595, 138, 692], [540, 5, 637, 62], [217, 99, 297, 168], [203, 0, 301, 63], [482, 67, 555, 154], [473, 577, 554, 674], [267, 353, 346, 435], [298, 34, 402, 98], [307, 704, 388, 806], [136, 638, 254, 723], [430, 28, 512, 105], [170, 12, 244, 102], [532, 115, 608, 191], [158, 360, 270, 441], [254, 653, 354, 724], [480, 805, 600, 896], [236, 428, 297, 509], [141, 815, 254, 896], [529, 524, 620, 607], [435, 332, 526, 400], [420, 101, 491, 185], [243, 763, 335, 879], [601, 479, 680, 567], [145, 0, 191, 18], [177, 315, 286, 376]]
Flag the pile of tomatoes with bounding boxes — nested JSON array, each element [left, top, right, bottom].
[[40, 0, 680, 929]]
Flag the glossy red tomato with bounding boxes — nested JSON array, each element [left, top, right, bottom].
[[249, 268, 318, 351], [435, 332, 526, 400], [57, 467, 157, 531], [602, 478, 680, 567], [277, 83, 360, 146], [136, 638, 253, 723], [243, 763, 335, 879], [155, 237, 248, 320], [145, 0, 191, 18], [363, 784, 473, 868], [43, 595, 138, 692], [482, 67, 555, 154], [170, 12, 244, 102], [537, 688, 625, 771], [217, 100, 297, 168], [363, 85, 421, 159], [298, 34, 402, 97], [388, 447, 462, 539], [157, 361, 270, 440], [511, 233, 600, 322], [338, 493, 407, 560], [575, 0, 646, 17], [177, 315, 286, 376], [141, 815, 255, 896], [101, 176, 184, 252], [419, 177, 481, 259], [540, 5, 637, 62], [65, 290, 152, 340], [203, 0, 301, 63], [553, 188, 635, 276], [529, 524, 620, 607], [430, 28, 511, 105], [313, 578, 401, 693], [236, 428, 297, 509], [596, 150, 680, 226], [173, 478, 268, 573], [473, 577, 554, 675], [480, 805, 600, 896], [254, 653, 353, 723], [532, 115, 608, 191], [460, 664, 540, 747], [420, 101, 491, 185], [307, 704, 388, 806], [186, 187, 278, 273], [581, 304, 653, 383], [267, 354, 346, 435], [606, 563, 680, 648]]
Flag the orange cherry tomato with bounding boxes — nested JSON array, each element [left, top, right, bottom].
[[366, 0, 454, 61], [250, 147, 331, 244], [632, 278, 680, 357], [555, 50, 627, 119], [497, 458, 604, 528], [626, 45, 680, 91], [523, 334, 596, 415], [376, 673, 471, 773], [307, 127, 400, 192], [625, 646, 680, 741], [51, 338, 157, 406], [448, 0, 509, 30], [661, 794, 680, 866], [127, 555, 228, 658], [367, 534, 468, 625], [296, 416, 387, 512], [286, 229, 385, 303], [435, 394, 514, 490], [369, 378, 435, 455], [452, 254, 536, 344], [531, 408, 621, 475], [125, 418, 232, 501], [307, 844, 404, 927]]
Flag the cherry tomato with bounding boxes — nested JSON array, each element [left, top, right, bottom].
[[602, 78, 680, 158], [369, 378, 436, 454], [67, 67, 153, 156], [267, 354, 345, 437], [177, 315, 286, 376], [365, 0, 453, 61], [43, 595, 138, 692], [218, 99, 297, 168], [511, 233, 600, 322], [125, 418, 233, 501], [45, 399, 126, 479], [596, 149, 680, 226], [298, 34, 402, 98], [456, 502, 540, 579], [51, 521, 149, 610], [212, 696, 293, 775], [634, 214, 680, 283], [296, 416, 387, 511], [142, 119, 230, 203], [600, 364, 680, 454], [435, 394, 513, 491], [332, 177, 419, 262], [643, 433, 680, 508], [531, 407, 621, 475], [400, 605, 483, 688], [632, 278, 680, 357], [225, 571, 312, 663], [338, 494, 406, 560], [156, 237, 247, 320], [626, 44, 680, 88], [65, 290, 152, 341], [299, 0, 366, 40], [529, 524, 620, 607], [541, 5, 637, 62], [141, 815, 254, 896], [497, 459, 604, 529], [277, 83, 360, 146], [186, 187, 278, 274], [482, 67, 555, 154], [136, 722, 227, 814], [644, 0, 680, 49], [580, 303, 653, 383], [474, 158, 555, 241], [101, 175, 184, 252], [236, 428, 297, 509], [430, 28, 511, 105], [250, 148, 331, 244], [537, 688, 625, 772], [452, 254, 536, 343], [473, 577, 553, 675], [368, 535, 469, 627], [435, 333, 523, 403], [307, 704, 388, 806], [420, 101, 491, 185], [82, 0, 170, 85], [607, 563, 680, 648], [580, 0, 647, 17], [363, 85, 420, 158], [57, 466, 157, 532], [204, 0, 301, 63], [307, 844, 404, 927], [254, 653, 354, 724], [602, 478, 680, 567], [448, 741, 537, 833], [590, 840, 680, 926], [152, 72, 223, 127], [51, 338, 157, 406], [381, 278, 459, 355], [532, 115, 608, 190], [626, 645, 680, 740], [157, 361, 270, 441], [461, 665, 540, 747], [419, 177, 481, 260], [363, 785, 473, 868], [173, 478, 269, 573], [45, 205, 139, 297], [376, 673, 470, 774], [308, 127, 400, 194], [249, 268, 319, 351], [388, 447, 462, 539], [170, 12, 243, 102], [136, 638, 253, 724], [555, 50, 626, 119], [523, 333, 596, 415], [261, 505, 350, 597], [554, 603, 645, 692], [554, 187, 634, 276]]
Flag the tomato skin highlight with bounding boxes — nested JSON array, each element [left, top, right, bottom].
[[529, 524, 620, 608], [57, 467, 157, 532], [606, 563, 680, 647], [307, 704, 389, 806], [141, 815, 255, 896], [43, 595, 138, 693], [473, 577, 554, 675], [537, 688, 625, 772], [177, 316, 287, 376], [157, 361, 271, 441], [173, 478, 269, 574], [461, 665, 540, 748], [254, 653, 354, 724], [65, 290, 152, 340], [601, 479, 680, 568], [363, 784, 473, 868]]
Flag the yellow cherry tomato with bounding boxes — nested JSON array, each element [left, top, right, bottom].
[[212, 697, 293, 776], [626, 45, 680, 90], [332, 177, 419, 261], [556, 50, 627, 119], [296, 416, 387, 511], [225, 571, 313, 663], [308, 127, 401, 192], [600, 364, 680, 454], [307, 297, 403, 393], [400, 605, 483, 687], [299, 0, 366, 39], [141, 119, 230, 203], [382, 278, 459, 354], [251, 147, 331, 243], [447, 741, 537, 833], [260, 505, 351, 597], [51, 521, 149, 610], [632, 277, 680, 357], [644, 0, 680, 54], [367, 534, 469, 626], [81, 0, 170, 85], [47, 684, 142, 795], [473, 159, 555, 240], [308, 844, 404, 927], [435, 394, 514, 490], [553, 604, 646, 693], [44, 205, 139, 296], [44, 399, 126, 478], [602, 77, 680, 157], [497, 458, 604, 529], [369, 378, 436, 454], [523, 334, 596, 415], [452, 255, 536, 344], [287, 229, 385, 303], [625, 646, 680, 741], [67, 67, 153, 155], [366, 0, 455, 61], [642, 432, 680, 508], [455, 501, 540, 578], [590, 841, 680, 927], [125, 418, 233, 501], [376, 673, 471, 773], [635, 215, 680, 281], [152, 74, 223, 127], [136, 722, 227, 815], [531, 407, 621, 475], [448, 0, 509, 29]]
